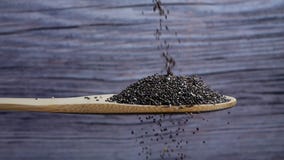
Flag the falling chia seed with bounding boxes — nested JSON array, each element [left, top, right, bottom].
[[132, 114, 193, 160], [153, 0, 176, 76]]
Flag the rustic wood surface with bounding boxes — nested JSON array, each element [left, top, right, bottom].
[[0, 0, 283, 159]]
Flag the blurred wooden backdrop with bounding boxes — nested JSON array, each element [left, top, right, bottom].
[[0, 0, 283, 159]]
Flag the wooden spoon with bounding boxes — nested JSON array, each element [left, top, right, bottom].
[[0, 94, 236, 114]]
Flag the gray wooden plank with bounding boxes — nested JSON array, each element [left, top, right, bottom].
[[0, 0, 283, 159]]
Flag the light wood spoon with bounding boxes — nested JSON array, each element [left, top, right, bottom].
[[0, 94, 236, 114]]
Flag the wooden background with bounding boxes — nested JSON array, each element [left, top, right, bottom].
[[0, 0, 283, 159]]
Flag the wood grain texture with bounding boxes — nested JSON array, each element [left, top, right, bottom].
[[0, 0, 283, 159]]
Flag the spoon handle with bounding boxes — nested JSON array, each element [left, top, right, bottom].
[[0, 95, 113, 113]]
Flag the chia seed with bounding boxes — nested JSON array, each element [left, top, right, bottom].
[[108, 74, 228, 106]]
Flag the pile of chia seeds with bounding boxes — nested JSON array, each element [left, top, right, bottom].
[[108, 74, 228, 106]]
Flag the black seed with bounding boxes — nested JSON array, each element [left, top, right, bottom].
[[165, 26, 169, 30], [108, 75, 228, 106]]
